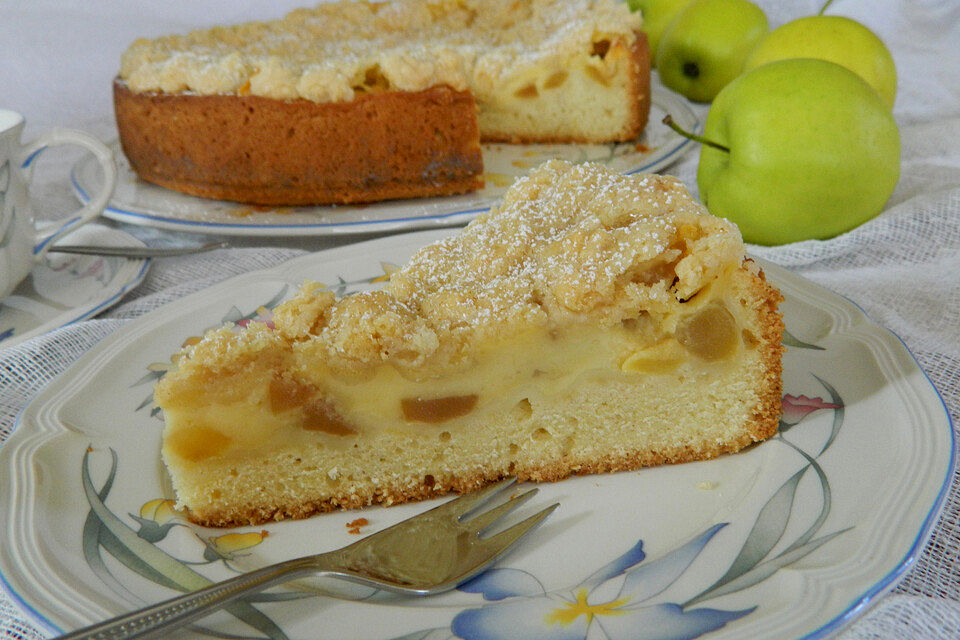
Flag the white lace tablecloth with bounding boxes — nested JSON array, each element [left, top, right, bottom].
[[1, 1, 959, 638]]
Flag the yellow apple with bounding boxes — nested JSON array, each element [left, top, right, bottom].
[[744, 15, 897, 109]]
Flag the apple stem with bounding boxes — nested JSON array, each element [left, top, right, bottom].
[[662, 115, 730, 153], [819, 0, 834, 15]]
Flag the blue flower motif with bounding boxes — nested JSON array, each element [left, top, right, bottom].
[[452, 524, 753, 640], [460, 568, 547, 601]]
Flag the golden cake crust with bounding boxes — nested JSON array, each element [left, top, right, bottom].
[[114, 81, 484, 206], [747, 263, 786, 444]]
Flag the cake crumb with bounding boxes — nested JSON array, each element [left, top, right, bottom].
[[696, 481, 719, 490], [346, 517, 370, 534]]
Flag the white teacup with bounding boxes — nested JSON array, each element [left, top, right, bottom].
[[0, 109, 117, 299]]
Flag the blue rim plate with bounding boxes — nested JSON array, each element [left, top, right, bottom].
[[0, 229, 952, 639], [71, 87, 698, 237]]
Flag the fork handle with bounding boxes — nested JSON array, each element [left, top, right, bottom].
[[47, 242, 229, 258], [58, 557, 321, 640]]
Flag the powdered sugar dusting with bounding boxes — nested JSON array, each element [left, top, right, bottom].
[[119, 0, 641, 102], [267, 161, 744, 378]]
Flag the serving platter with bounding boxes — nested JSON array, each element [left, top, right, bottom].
[[0, 228, 952, 640], [71, 87, 698, 237]]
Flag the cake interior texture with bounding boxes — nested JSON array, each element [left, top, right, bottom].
[[114, 0, 651, 205], [155, 160, 784, 527]]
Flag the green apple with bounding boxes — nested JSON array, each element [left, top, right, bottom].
[[744, 15, 897, 109], [695, 58, 900, 245], [628, 0, 695, 65], [656, 0, 769, 102]]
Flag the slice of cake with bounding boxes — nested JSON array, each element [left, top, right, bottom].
[[155, 161, 784, 527], [114, 0, 650, 206]]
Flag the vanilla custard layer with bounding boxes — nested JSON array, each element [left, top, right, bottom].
[[162, 277, 757, 470]]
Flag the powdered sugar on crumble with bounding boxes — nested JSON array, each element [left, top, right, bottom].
[[250, 161, 745, 378], [119, 0, 641, 103]]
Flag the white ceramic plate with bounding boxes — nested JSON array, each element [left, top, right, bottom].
[[0, 224, 148, 348], [0, 229, 952, 640], [71, 87, 698, 237]]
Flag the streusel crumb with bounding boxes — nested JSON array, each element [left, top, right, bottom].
[[182, 161, 744, 380], [119, 0, 640, 103]]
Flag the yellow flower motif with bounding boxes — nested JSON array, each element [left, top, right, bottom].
[[203, 531, 270, 562], [484, 173, 514, 188], [546, 588, 629, 626], [370, 262, 399, 284], [149, 335, 204, 366], [140, 499, 178, 525], [144, 335, 204, 374], [181, 336, 203, 348], [131, 499, 182, 542]]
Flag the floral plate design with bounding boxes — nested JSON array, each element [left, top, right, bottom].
[[0, 229, 952, 640], [0, 223, 149, 349], [70, 85, 697, 237]]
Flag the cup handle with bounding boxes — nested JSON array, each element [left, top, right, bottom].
[[18, 128, 117, 259]]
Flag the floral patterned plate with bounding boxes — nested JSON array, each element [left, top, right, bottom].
[[70, 84, 697, 237], [0, 224, 148, 349], [0, 229, 952, 640]]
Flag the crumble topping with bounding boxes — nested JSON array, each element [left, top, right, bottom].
[[181, 161, 744, 380], [119, 0, 641, 103]]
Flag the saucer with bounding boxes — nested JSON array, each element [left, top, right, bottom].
[[0, 224, 149, 348]]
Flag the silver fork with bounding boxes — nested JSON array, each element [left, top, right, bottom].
[[59, 477, 557, 640], [47, 241, 229, 259]]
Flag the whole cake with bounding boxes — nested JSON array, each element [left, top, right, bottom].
[[155, 161, 784, 527], [115, 0, 650, 205]]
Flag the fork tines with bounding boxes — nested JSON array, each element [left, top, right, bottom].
[[438, 477, 559, 541]]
